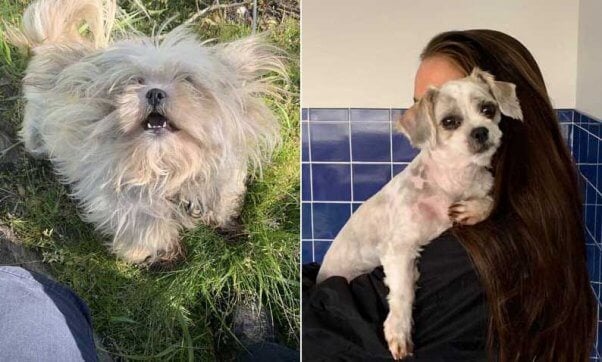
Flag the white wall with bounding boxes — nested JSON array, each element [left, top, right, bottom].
[[576, 0, 602, 119], [302, 0, 579, 109]]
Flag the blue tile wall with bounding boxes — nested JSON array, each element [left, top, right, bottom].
[[302, 108, 406, 262], [302, 107, 602, 355], [570, 111, 602, 360]]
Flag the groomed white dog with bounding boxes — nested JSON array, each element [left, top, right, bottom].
[[6, 0, 284, 265], [317, 69, 523, 359]]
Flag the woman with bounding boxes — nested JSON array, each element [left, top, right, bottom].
[[302, 30, 596, 361]]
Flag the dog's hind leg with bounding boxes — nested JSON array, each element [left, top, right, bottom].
[[382, 244, 420, 360], [19, 103, 48, 157]]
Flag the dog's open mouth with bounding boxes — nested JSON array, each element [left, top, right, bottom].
[[142, 113, 179, 133]]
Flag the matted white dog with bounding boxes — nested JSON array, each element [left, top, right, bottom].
[[6, 0, 284, 264], [317, 68, 523, 359]]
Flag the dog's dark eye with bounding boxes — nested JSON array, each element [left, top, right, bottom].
[[441, 116, 461, 130], [134, 77, 145, 85], [481, 103, 496, 118], [184, 76, 195, 84]]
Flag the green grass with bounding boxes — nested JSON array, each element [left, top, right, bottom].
[[0, 1, 299, 360]]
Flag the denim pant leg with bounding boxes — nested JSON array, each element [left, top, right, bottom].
[[0, 266, 98, 362]]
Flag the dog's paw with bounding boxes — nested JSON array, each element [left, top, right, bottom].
[[137, 244, 185, 270], [152, 249, 185, 271], [179, 199, 203, 218], [383, 312, 413, 360], [448, 197, 493, 226], [216, 218, 248, 243]]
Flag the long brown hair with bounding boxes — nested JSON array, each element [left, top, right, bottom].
[[422, 30, 596, 361]]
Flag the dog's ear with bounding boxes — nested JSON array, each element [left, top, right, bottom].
[[397, 88, 438, 148], [211, 35, 287, 93], [471, 68, 523, 121]]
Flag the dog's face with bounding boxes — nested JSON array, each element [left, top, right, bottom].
[[48, 28, 282, 190], [398, 68, 523, 165], [110, 35, 225, 144]]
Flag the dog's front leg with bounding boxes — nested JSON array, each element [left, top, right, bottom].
[[448, 195, 493, 225], [382, 244, 420, 360], [111, 207, 183, 266]]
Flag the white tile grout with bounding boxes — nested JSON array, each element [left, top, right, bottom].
[[348, 108, 354, 207], [389, 109, 394, 180]]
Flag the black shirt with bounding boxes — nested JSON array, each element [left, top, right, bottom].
[[302, 232, 489, 361]]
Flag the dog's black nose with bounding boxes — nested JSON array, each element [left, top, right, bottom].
[[146, 88, 167, 107], [471, 127, 489, 143]]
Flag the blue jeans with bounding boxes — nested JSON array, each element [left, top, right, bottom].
[[0, 266, 98, 361]]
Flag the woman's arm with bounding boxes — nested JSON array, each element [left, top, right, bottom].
[[302, 232, 489, 361]]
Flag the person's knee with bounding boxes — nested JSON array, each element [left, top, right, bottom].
[[0, 266, 98, 361]]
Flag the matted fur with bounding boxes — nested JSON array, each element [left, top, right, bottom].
[[7, 0, 285, 263]]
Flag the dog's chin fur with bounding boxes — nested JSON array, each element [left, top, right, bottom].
[[8, 0, 285, 264]]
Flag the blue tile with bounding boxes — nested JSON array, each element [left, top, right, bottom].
[[583, 120, 601, 140], [312, 164, 351, 201], [582, 165, 598, 189], [351, 122, 391, 162], [301, 108, 308, 121], [594, 193, 602, 244], [309, 108, 348, 122], [588, 183, 599, 207], [352, 203, 362, 213], [314, 240, 333, 263], [393, 132, 419, 162], [350, 108, 390, 122], [596, 162, 602, 197], [559, 123, 572, 147], [393, 163, 408, 177], [573, 127, 582, 162], [302, 203, 312, 239], [302, 122, 309, 162], [302, 164, 311, 201], [577, 127, 590, 163], [598, 141, 602, 191], [313, 203, 350, 239], [587, 227, 597, 245], [557, 109, 573, 123], [302, 240, 313, 264], [391, 109, 405, 124], [586, 204, 597, 241], [587, 244, 600, 282], [585, 132, 600, 164], [580, 177, 588, 202], [353, 164, 391, 201], [310, 122, 350, 162]]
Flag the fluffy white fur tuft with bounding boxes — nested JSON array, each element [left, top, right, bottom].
[[7, 0, 285, 264], [5, 0, 115, 50]]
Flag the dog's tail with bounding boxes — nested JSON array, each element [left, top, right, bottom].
[[4, 0, 116, 51]]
